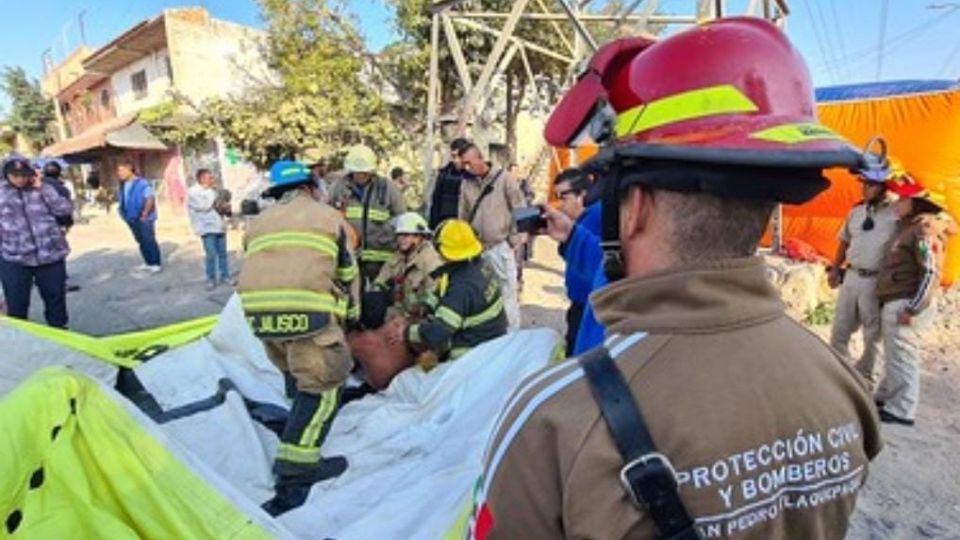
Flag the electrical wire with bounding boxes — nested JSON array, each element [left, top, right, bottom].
[[827, 0, 851, 80], [801, 0, 839, 84], [875, 0, 890, 80]]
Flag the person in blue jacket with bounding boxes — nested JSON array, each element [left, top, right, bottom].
[[116, 159, 162, 274], [543, 168, 606, 355]]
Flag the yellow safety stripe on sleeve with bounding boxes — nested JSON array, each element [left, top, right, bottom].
[[748, 122, 844, 145], [360, 249, 394, 263], [347, 302, 360, 321], [448, 347, 471, 360], [436, 306, 464, 329], [615, 84, 759, 138], [240, 290, 348, 317], [299, 389, 339, 448], [408, 324, 422, 344], [277, 442, 321, 464], [344, 206, 392, 223], [336, 261, 359, 282], [463, 297, 504, 328], [246, 232, 339, 258]]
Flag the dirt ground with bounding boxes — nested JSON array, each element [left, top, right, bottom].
[[18, 207, 960, 538]]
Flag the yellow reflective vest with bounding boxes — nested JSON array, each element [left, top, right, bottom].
[[238, 191, 360, 338], [329, 175, 406, 265]]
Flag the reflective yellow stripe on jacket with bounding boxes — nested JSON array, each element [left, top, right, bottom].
[[344, 206, 392, 223], [360, 250, 393, 263], [465, 297, 504, 328], [240, 289, 348, 317], [246, 232, 339, 258]]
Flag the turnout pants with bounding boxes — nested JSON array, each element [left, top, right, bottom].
[[829, 272, 882, 382], [875, 299, 935, 421], [483, 241, 521, 331], [0, 258, 68, 328], [263, 324, 353, 475]]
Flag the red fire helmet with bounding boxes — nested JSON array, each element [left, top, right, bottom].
[[545, 17, 863, 171]]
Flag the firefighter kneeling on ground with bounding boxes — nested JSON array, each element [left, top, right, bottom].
[[388, 219, 508, 368], [237, 160, 360, 516], [347, 212, 442, 390]]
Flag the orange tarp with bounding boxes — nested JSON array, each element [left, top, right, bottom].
[[792, 87, 960, 285]]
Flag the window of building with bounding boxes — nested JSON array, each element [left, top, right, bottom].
[[100, 89, 110, 109], [131, 70, 148, 100]]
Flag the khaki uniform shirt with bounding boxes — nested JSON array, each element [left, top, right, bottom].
[[838, 200, 898, 272], [374, 240, 442, 319], [459, 167, 525, 248], [468, 257, 882, 540]]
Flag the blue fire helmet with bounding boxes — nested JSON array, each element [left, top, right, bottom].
[[269, 160, 310, 187]]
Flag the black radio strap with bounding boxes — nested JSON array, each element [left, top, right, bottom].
[[578, 346, 703, 540], [467, 170, 501, 227]]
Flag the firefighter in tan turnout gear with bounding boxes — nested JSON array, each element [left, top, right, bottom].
[[463, 18, 882, 540], [329, 144, 406, 285], [238, 160, 360, 516], [372, 212, 442, 321]]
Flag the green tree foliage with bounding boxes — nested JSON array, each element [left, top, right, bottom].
[[159, 0, 402, 169], [1, 67, 54, 152]]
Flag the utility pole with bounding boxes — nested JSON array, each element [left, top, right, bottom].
[[42, 49, 68, 142]]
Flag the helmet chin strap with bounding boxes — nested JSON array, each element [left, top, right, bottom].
[[602, 164, 627, 282]]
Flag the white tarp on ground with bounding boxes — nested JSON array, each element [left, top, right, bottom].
[[13, 295, 560, 539]]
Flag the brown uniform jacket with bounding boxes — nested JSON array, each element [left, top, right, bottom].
[[459, 167, 525, 248], [876, 214, 956, 314], [373, 240, 442, 319], [238, 191, 360, 335], [469, 257, 882, 540]]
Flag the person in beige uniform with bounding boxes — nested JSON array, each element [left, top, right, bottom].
[[463, 19, 882, 540], [874, 175, 957, 425], [828, 166, 898, 382], [458, 143, 526, 330]]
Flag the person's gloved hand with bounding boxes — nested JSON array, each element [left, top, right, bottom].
[[417, 351, 440, 372]]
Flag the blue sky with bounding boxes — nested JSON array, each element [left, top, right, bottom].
[[2, 0, 959, 114]]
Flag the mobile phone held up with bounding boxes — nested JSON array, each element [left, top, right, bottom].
[[514, 205, 547, 234]]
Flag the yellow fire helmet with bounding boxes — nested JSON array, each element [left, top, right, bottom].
[[436, 219, 483, 262]]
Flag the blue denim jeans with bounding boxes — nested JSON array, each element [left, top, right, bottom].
[[201, 233, 229, 281], [126, 219, 162, 266]]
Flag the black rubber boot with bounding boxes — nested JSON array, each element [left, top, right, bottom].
[[262, 456, 349, 517]]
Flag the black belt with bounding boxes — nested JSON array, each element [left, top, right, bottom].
[[579, 347, 703, 540]]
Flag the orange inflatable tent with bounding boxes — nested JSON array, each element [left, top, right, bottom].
[[800, 80, 960, 285]]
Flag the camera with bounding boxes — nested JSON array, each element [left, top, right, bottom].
[[514, 205, 547, 234]]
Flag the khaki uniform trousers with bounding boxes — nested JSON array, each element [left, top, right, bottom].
[[829, 272, 882, 382], [875, 299, 934, 421], [482, 241, 521, 331]]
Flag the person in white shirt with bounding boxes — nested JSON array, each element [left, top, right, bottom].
[[188, 169, 231, 289]]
